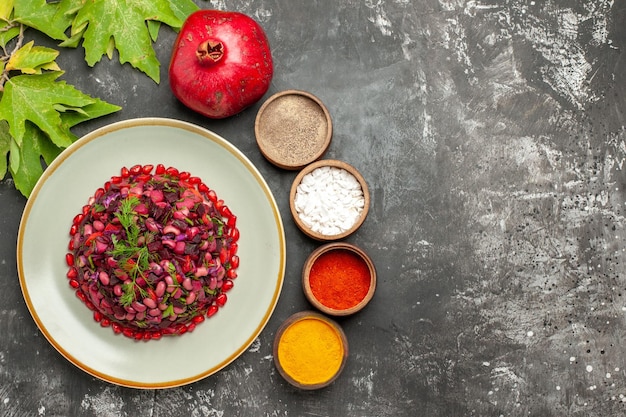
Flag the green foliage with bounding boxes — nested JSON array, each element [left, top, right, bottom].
[[0, 0, 200, 197]]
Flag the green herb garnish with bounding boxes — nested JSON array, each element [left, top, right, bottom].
[[108, 196, 153, 306]]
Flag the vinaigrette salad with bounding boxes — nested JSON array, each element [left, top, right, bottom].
[[66, 164, 240, 340]]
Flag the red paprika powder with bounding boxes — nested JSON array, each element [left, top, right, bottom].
[[308, 249, 371, 310]]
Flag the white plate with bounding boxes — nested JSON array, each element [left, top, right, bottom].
[[17, 118, 286, 388]]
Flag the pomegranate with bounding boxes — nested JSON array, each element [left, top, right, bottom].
[[169, 10, 274, 119]]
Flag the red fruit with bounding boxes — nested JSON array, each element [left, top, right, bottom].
[[169, 10, 273, 119]]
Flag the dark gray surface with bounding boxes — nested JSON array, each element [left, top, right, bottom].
[[2, 1, 626, 416]]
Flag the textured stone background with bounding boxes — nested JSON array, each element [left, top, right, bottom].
[[1, 1, 625, 416]]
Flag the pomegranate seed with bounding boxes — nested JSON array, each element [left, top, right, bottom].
[[227, 215, 237, 228], [122, 328, 135, 338], [166, 167, 179, 177], [85, 301, 96, 311], [69, 279, 79, 288], [186, 323, 196, 333], [100, 318, 111, 327], [155, 164, 166, 174], [130, 164, 142, 175], [216, 293, 227, 307], [207, 189, 218, 202], [220, 205, 232, 218], [179, 171, 190, 180], [227, 269, 238, 279], [120, 166, 130, 178], [65, 253, 74, 266], [112, 323, 122, 334], [94, 187, 105, 199], [110, 175, 122, 184], [230, 255, 239, 269], [75, 291, 86, 302], [152, 331, 162, 340], [104, 181, 111, 191], [143, 332, 152, 340], [142, 164, 154, 174], [228, 227, 240, 242], [134, 332, 144, 340], [72, 213, 84, 226], [192, 315, 205, 324], [66, 267, 78, 279], [68, 240, 74, 251], [69, 224, 77, 235], [207, 305, 218, 317], [82, 204, 90, 215], [230, 243, 238, 256], [136, 174, 151, 183], [197, 183, 209, 193], [222, 279, 234, 292], [189, 176, 201, 184], [93, 311, 103, 322]]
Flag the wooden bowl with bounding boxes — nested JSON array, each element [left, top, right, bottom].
[[289, 159, 370, 241], [254, 90, 332, 170], [302, 242, 376, 316], [273, 311, 348, 390]]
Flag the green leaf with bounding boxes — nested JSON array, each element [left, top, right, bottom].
[[0, 72, 119, 148], [0, 21, 20, 48], [72, 0, 184, 83], [0, 72, 93, 148], [58, 28, 85, 48], [167, 0, 199, 23], [8, 122, 59, 197], [13, 0, 76, 41], [6, 40, 60, 74], [60, 99, 122, 128], [52, 104, 89, 116], [0, 121, 10, 180], [147, 20, 161, 42], [0, 0, 14, 21]]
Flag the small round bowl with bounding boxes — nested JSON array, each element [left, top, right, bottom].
[[302, 242, 376, 316], [273, 311, 348, 390], [289, 159, 370, 241], [255, 90, 332, 170]]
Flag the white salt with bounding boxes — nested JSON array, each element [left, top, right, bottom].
[[294, 166, 365, 236]]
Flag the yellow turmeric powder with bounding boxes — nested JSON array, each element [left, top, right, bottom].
[[276, 315, 345, 386]]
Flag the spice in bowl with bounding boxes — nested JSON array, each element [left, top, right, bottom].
[[290, 159, 369, 241], [273, 311, 348, 390], [303, 242, 376, 316], [254, 90, 332, 170]]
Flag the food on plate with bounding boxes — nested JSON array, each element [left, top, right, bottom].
[[65, 164, 240, 340], [169, 9, 274, 119]]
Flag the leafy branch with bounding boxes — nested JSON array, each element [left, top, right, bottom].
[[0, 0, 200, 197]]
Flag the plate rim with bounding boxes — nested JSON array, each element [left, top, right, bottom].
[[16, 117, 286, 389]]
